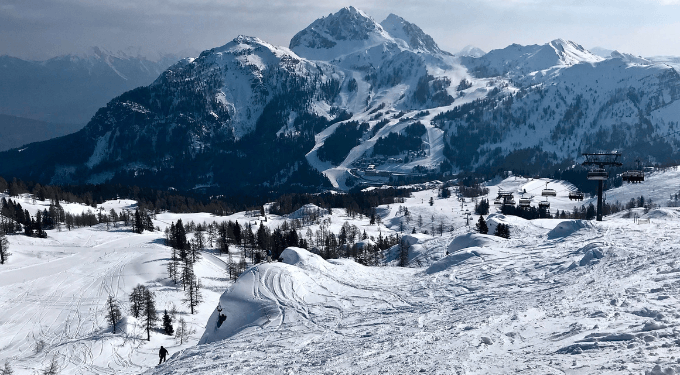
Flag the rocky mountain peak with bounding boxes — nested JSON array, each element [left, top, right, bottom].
[[379, 14, 443, 54]]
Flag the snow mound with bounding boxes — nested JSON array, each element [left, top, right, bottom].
[[425, 249, 482, 274], [448, 233, 501, 253], [547, 220, 592, 239], [646, 365, 680, 375], [280, 246, 330, 272], [384, 233, 434, 265], [579, 248, 604, 267], [200, 247, 397, 345], [644, 208, 679, 219], [401, 233, 432, 247], [287, 204, 327, 219]]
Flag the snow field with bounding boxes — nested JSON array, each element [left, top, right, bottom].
[[0, 220, 229, 375], [3, 174, 680, 373]]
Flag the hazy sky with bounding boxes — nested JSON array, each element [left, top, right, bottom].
[[3, 0, 680, 60]]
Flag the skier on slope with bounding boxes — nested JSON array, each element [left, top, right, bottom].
[[159, 346, 169, 364]]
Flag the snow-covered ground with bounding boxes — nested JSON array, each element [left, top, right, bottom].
[[3, 173, 680, 374]]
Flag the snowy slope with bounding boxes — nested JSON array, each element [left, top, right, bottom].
[[145, 207, 680, 374], [5, 173, 680, 373]]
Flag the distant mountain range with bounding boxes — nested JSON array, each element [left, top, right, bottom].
[[0, 47, 187, 125], [2, 6, 680, 194]]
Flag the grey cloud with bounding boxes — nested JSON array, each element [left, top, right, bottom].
[[2, 0, 680, 60]]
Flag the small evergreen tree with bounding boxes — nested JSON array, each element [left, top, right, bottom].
[[494, 223, 510, 239], [475, 199, 490, 215], [429, 197, 434, 206], [0, 230, 10, 265], [134, 210, 144, 234], [398, 237, 409, 267], [162, 310, 174, 335], [475, 215, 488, 234]]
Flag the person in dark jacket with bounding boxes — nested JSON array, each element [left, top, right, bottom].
[[159, 346, 169, 364]]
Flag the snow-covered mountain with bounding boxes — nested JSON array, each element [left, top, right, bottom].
[[0, 48, 186, 124], [2, 7, 680, 194], [455, 45, 486, 58], [464, 39, 603, 77]]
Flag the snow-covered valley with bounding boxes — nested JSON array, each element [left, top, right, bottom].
[[3, 171, 680, 374]]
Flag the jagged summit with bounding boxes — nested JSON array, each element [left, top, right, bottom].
[[289, 6, 446, 61], [379, 14, 444, 54], [289, 6, 391, 60]]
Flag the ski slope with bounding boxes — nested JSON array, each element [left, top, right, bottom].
[[146, 212, 680, 374], [0, 218, 229, 375], [3, 173, 680, 374]]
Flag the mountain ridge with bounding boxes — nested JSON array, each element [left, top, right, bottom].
[[2, 7, 680, 194]]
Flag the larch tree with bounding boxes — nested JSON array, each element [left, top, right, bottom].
[[141, 287, 158, 341], [129, 285, 145, 318], [174, 317, 195, 345], [106, 296, 122, 334], [183, 267, 203, 315]]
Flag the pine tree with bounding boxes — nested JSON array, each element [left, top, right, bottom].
[[106, 296, 122, 334], [398, 237, 409, 267], [162, 310, 174, 335], [0, 230, 10, 265], [494, 223, 511, 239], [475, 199, 490, 215], [475, 215, 488, 234], [134, 210, 144, 234]]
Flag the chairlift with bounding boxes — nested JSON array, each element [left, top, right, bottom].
[[542, 182, 557, 197], [494, 199, 503, 207], [519, 197, 531, 208], [587, 168, 608, 180], [622, 159, 645, 183], [568, 191, 585, 201], [538, 199, 550, 209]]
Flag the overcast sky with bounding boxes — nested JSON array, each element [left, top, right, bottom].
[[3, 0, 680, 60]]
